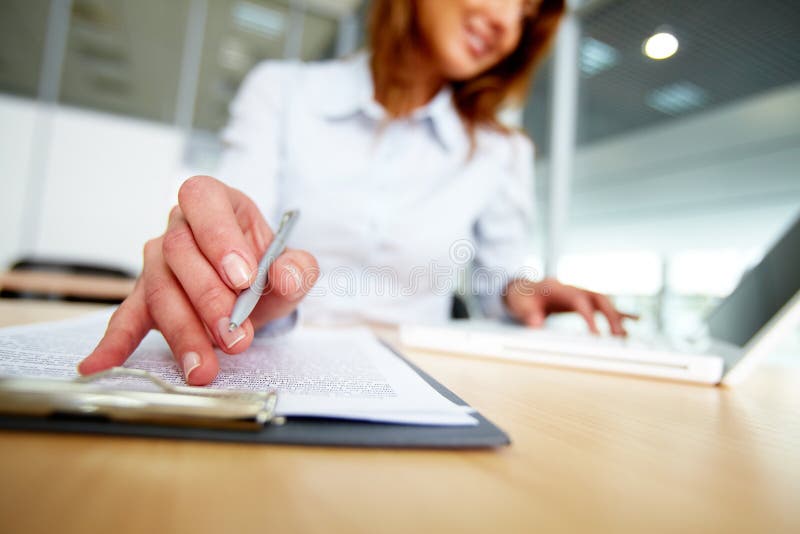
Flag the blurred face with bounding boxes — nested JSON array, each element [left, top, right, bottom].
[[415, 0, 536, 80]]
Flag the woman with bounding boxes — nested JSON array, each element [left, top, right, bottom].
[[79, 0, 633, 385]]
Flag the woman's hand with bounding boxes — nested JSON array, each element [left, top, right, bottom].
[[503, 278, 637, 336], [78, 176, 319, 385]]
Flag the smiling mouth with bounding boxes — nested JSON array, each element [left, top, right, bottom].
[[465, 29, 491, 58]]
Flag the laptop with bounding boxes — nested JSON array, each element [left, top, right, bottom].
[[401, 214, 800, 386]]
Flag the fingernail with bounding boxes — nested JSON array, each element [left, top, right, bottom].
[[182, 351, 201, 382], [284, 262, 303, 297], [218, 317, 246, 349], [222, 253, 253, 288]]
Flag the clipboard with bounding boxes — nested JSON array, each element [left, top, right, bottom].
[[0, 344, 510, 449]]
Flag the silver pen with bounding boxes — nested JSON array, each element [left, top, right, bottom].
[[228, 210, 300, 332]]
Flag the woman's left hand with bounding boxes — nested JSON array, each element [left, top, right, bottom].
[[503, 278, 637, 336]]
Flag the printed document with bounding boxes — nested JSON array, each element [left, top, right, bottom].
[[0, 310, 476, 426]]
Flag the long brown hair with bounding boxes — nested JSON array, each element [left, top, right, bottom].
[[368, 0, 565, 144]]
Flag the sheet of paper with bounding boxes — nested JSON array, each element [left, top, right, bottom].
[[0, 310, 476, 426]]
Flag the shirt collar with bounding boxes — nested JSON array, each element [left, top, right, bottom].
[[317, 52, 469, 153], [423, 85, 469, 154]]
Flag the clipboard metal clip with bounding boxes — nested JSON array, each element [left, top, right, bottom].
[[0, 367, 284, 431]]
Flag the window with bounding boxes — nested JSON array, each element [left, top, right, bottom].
[[525, 0, 800, 335], [192, 0, 339, 132], [0, 0, 50, 98], [60, 0, 190, 122]]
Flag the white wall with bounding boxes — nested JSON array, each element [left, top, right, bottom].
[[534, 83, 800, 255], [2, 83, 799, 275], [35, 105, 185, 271], [0, 95, 37, 270], [0, 95, 194, 273]]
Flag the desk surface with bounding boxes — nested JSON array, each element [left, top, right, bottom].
[[0, 270, 135, 301], [0, 300, 798, 534]]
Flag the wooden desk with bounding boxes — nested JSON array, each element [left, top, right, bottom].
[[0, 300, 798, 534], [0, 270, 135, 302]]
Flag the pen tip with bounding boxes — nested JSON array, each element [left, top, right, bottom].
[[228, 322, 238, 332]]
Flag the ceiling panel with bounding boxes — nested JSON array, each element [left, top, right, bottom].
[[524, 0, 800, 155]]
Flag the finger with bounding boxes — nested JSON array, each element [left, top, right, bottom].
[[142, 238, 219, 385], [78, 279, 153, 375], [522, 298, 546, 328], [248, 248, 320, 329], [592, 293, 627, 337], [621, 312, 640, 321], [573, 295, 600, 335], [502, 279, 537, 323], [227, 187, 273, 256], [162, 208, 255, 355], [178, 176, 272, 290]]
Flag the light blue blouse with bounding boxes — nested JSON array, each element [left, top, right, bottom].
[[218, 53, 534, 325]]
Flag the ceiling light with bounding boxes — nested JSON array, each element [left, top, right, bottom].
[[643, 32, 679, 60], [232, 1, 285, 38], [645, 82, 708, 115], [580, 37, 619, 77]]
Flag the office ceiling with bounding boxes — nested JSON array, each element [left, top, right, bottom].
[[524, 0, 800, 154], [2, 0, 798, 143]]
